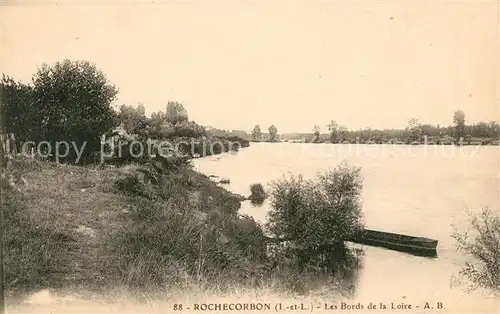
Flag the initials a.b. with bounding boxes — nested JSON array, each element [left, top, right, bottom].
[[424, 302, 444, 310]]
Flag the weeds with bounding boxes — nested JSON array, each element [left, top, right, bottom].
[[452, 207, 500, 292]]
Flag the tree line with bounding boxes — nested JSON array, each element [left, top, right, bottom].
[[250, 114, 499, 145], [319, 113, 499, 145], [0, 59, 249, 163]]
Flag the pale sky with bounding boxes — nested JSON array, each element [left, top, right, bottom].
[[1, 0, 499, 133]]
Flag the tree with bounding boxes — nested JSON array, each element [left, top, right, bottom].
[[0, 75, 36, 143], [268, 125, 278, 142], [32, 59, 119, 161], [251, 125, 262, 142], [312, 124, 321, 143], [166, 101, 188, 125], [327, 120, 339, 143], [338, 125, 349, 142], [117, 103, 148, 135], [406, 118, 422, 143], [148, 110, 167, 137], [453, 110, 466, 142], [266, 164, 364, 265]]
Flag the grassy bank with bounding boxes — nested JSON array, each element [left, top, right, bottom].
[[2, 157, 361, 306]]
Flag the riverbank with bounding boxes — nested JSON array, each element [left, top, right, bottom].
[[2, 155, 360, 310], [2, 157, 258, 294]]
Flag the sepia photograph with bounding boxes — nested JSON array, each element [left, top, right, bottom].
[[0, 0, 499, 313]]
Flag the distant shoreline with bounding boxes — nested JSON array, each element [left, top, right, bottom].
[[248, 141, 500, 146]]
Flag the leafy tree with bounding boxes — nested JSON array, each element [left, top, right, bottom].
[[149, 110, 167, 138], [312, 124, 321, 143], [166, 101, 189, 125], [31, 59, 119, 161], [251, 125, 262, 141], [266, 164, 364, 264], [487, 122, 500, 139], [453, 110, 466, 142], [0, 75, 36, 143], [327, 120, 339, 143], [406, 118, 422, 143], [420, 124, 439, 138], [268, 125, 279, 142], [117, 103, 148, 135], [473, 122, 490, 138], [338, 125, 349, 142]]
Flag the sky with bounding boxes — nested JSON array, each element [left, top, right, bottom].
[[1, 0, 498, 133]]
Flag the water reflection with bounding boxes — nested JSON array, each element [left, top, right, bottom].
[[267, 242, 363, 297], [250, 198, 265, 207]]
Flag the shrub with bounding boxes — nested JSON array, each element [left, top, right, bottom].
[[0, 75, 37, 143], [31, 59, 119, 162], [266, 163, 364, 265], [249, 183, 266, 205], [452, 207, 500, 292]]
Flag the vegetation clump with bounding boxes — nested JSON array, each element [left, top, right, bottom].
[[452, 207, 500, 293], [266, 163, 364, 268], [249, 183, 266, 205]]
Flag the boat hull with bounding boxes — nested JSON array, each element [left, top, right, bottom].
[[349, 229, 438, 257]]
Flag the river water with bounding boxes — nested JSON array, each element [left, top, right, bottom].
[[193, 143, 499, 312]]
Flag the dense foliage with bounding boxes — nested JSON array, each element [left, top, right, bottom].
[[266, 164, 364, 257], [1, 60, 119, 162], [268, 125, 279, 142], [452, 208, 500, 292], [32, 60, 119, 158], [249, 183, 266, 205], [117, 103, 148, 135], [251, 125, 262, 141], [1, 60, 250, 164], [0, 75, 37, 143]]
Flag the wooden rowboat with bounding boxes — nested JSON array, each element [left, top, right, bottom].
[[349, 229, 438, 257], [264, 228, 438, 258]]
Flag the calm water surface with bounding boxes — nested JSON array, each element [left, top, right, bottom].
[[193, 143, 499, 311]]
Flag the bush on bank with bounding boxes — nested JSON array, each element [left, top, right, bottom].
[[452, 207, 500, 292], [266, 163, 364, 267], [249, 183, 266, 205]]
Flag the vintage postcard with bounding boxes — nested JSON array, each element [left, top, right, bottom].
[[0, 0, 499, 313]]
